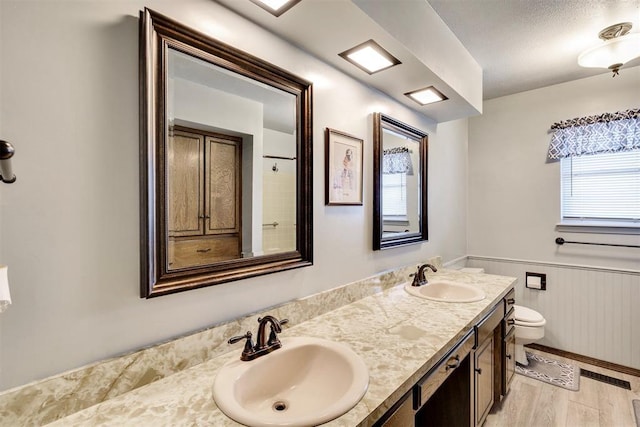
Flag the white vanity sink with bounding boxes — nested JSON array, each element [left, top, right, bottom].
[[212, 336, 369, 427], [405, 280, 485, 303]]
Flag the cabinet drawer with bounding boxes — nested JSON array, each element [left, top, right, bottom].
[[503, 307, 515, 337], [504, 288, 515, 315], [168, 235, 239, 269], [475, 303, 502, 348], [414, 330, 475, 408]]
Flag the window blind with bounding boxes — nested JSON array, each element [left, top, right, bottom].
[[382, 173, 407, 217], [561, 150, 640, 222]]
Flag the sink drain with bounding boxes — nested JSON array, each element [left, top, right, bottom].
[[272, 401, 288, 412]]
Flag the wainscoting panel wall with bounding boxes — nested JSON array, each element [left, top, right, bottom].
[[466, 256, 640, 370]]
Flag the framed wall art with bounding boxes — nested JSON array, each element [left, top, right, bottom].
[[325, 128, 363, 206]]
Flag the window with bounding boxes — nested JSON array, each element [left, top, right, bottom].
[[560, 150, 640, 225], [549, 108, 639, 231], [382, 172, 407, 218]]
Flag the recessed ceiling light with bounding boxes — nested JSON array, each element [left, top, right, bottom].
[[250, 0, 301, 17], [339, 40, 401, 75], [405, 86, 448, 105]]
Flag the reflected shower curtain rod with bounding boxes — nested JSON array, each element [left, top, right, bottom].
[[555, 237, 640, 249]]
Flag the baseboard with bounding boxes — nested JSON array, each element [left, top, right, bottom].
[[526, 343, 640, 378]]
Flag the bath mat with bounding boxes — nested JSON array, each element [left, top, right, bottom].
[[515, 351, 580, 391], [633, 400, 640, 427]]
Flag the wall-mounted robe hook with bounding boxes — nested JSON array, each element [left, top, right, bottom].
[[0, 140, 16, 184]]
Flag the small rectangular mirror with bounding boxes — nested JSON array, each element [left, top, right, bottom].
[[373, 113, 428, 250]]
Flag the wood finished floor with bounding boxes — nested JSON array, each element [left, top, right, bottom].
[[485, 349, 640, 427]]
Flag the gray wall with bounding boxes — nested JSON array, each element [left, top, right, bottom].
[[468, 67, 640, 270], [468, 68, 640, 369], [0, 1, 468, 390]]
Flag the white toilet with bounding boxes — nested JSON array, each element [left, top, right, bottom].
[[513, 305, 546, 366]]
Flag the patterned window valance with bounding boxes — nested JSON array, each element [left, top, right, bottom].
[[383, 147, 414, 175], [547, 108, 640, 160]]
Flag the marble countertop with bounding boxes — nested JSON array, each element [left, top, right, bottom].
[[48, 269, 515, 426]]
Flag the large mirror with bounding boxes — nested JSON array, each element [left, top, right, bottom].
[[373, 113, 428, 250], [140, 9, 313, 297]]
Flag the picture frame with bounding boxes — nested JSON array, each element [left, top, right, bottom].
[[325, 128, 364, 205]]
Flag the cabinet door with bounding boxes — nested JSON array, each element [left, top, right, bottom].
[[206, 136, 241, 235], [168, 131, 205, 237], [503, 327, 516, 395], [379, 393, 414, 427], [475, 336, 494, 427]]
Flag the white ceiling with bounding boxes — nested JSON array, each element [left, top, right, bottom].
[[216, 0, 640, 119], [428, 0, 640, 99]]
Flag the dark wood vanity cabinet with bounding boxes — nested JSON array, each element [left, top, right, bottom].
[[375, 331, 474, 427], [374, 288, 515, 427], [414, 332, 474, 426]]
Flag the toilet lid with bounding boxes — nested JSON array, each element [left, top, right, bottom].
[[514, 305, 544, 323]]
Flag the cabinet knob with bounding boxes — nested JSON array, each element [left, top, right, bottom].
[[507, 298, 515, 304], [506, 354, 512, 360], [445, 355, 460, 371], [475, 368, 482, 374], [507, 319, 515, 325], [197, 248, 212, 253]]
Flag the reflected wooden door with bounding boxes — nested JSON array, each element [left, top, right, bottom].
[[168, 130, 204, 237], [206, 136, 241, 236]]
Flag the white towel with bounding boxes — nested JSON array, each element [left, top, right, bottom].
[[0, 265, 11, 313]]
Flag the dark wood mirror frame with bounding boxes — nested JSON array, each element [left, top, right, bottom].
[[373, 113, 428, 250], [140, 9, 313, 298]]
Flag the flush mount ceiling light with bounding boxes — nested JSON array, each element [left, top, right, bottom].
[[250, 0, 301, 17], [405, 86, 448, 106], [339, 40, 401, 75], [578, 22, 640, 76]]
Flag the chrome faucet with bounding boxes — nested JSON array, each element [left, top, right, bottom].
[[411, 263, 438, 287], [228, 315, 289, 361]]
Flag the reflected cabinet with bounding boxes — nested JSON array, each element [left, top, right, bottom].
[[167, 128, 242, 269]]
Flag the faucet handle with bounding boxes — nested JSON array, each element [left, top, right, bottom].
[[228, 331, 254, 357], [228, 331, 252, 345], [266, 318, 289, 346]]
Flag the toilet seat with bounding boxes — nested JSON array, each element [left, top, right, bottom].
[[514, 305, 546, 327]]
